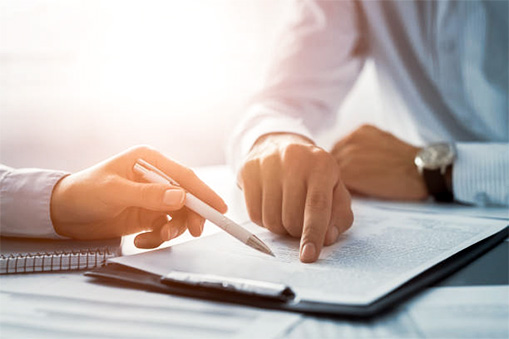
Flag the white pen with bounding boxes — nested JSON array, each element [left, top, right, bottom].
[[133, 159, 275, 257]]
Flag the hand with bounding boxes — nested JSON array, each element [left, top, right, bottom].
[[331, 125, 427, 200], [50, 145, 227, 248], [238, 133, 353, 263]]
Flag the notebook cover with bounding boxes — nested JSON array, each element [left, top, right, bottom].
[[0, 236, 122, 274]]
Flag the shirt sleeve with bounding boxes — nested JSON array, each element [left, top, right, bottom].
[[0, 164, 69, 238], [453, 143, 509, 206], [227, 0, 366, 175]]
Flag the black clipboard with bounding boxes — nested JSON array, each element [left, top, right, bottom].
[[86, 226, 508, 318]]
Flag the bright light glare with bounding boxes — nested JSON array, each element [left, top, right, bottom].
[[92, 1, 242, 108], [0, 0, 286, 169]]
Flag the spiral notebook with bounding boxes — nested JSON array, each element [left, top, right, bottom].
[[0, 236, 122, 274]]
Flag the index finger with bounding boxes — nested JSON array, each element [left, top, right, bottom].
[[300, 176, 334, 263], [133, 146, 228, 214]]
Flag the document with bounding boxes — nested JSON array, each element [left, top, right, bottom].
[[354, 197, 509, 220], [287, 286, 509, 338], [406, 285, 509, 338], [110, 206, 508, 306], [0, 272, 301, 338]]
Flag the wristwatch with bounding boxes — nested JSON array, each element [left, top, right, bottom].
[[414, 143, 455, 202]]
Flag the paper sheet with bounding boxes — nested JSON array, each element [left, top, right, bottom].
[[110, 206, 508, 305], [353, 198, 509, 220], [287, 286, 509, 338], [0, 273, 301, 338], [406, 285, 509, 338]]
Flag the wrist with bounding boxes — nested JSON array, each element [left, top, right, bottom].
[[414, 143, 455, 202], [445, 165, 453, 192], [50, 175, 73, 237], [252, 132, 315, 152], [409, 147, 429, 200]]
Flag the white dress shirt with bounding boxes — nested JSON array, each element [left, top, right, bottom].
[[228, 0, 508, 206], [0, 165, 67, 238]]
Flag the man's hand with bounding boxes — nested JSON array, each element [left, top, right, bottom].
[[50, 146, 227, 248], [238, 133, 353, 263], [331, 125, 427, 200]]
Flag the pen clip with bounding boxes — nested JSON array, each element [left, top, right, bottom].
[[135, 159, 181, 187]]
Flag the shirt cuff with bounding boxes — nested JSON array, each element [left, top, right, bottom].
[[453, 143, 509, 206], [227, 103, 314, 177], [0, 168, 69, 238]]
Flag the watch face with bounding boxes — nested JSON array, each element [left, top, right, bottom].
[[415, 143, 455, 170]]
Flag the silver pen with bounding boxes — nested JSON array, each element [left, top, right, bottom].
[[133, 159, 275, 257]]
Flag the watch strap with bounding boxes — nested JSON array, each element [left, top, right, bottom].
[[422, 167, 453, 202]]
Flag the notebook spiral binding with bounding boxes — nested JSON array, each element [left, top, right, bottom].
[[0, 248, 115, 274]]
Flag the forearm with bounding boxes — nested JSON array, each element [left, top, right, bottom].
[[227, 103, 315, 175], [0, 165, 69, 238], [227, 0, 365, 175], [453, 143, 509, 206]]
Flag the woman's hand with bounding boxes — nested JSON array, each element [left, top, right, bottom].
[[50, 146, 227, 248]]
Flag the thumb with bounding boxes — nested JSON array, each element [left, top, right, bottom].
[[119, 179, 186, 211]]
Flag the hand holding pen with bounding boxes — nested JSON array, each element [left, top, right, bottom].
[[134, 159, 274, 256], [51, 145, 228, 248]]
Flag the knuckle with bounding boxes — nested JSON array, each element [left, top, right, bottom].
[[260, 154, 281, 170], [239, 160, 259, 185], [284, 224, 302, 238], [244, 158, 260, 173], [312, 156, 338, 180], [306, 192, 330, 211], [341, 145, 360, 161], [282, 145, 308, 171], [334, 197, 354, 233], [131, 144, 156, 156], [262, 213, 284, 234], [341, 208, 354, 232], [282, 214, 299, 231], [302, 222, 324, 240], [247, 208, 263, 227], [181, 167, 197, 181], [283, 143, 306, 160], [101, 174, 118, 188], [266, 225, 287, 236], [358, 123, 374, 133], [310, 146, 329, 158], [316, 156, 336, 172], [138, 185, 154, 204]]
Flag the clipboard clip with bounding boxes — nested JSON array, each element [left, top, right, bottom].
[[161, 271, 295, 302]]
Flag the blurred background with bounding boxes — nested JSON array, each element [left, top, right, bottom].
[[1, 0, 382, 172]]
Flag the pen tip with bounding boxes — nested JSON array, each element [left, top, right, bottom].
[[247, 236, 276, 257]]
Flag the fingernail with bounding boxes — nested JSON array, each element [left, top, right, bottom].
[[164, 189, 185, 206], [135, 237, 148, 249], [326, 227, 339, 244], [221, 202, 228, 213], [301, 243, 316, 263], [169, 227, 179, 240]]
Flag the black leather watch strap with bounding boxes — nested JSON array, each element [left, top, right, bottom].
[[422, 168, 453, 202]]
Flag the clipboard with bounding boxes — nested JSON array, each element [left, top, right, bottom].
[[86, 226, 507, 317]]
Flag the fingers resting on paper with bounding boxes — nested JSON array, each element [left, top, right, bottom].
[[238, 133, 354, 263]]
